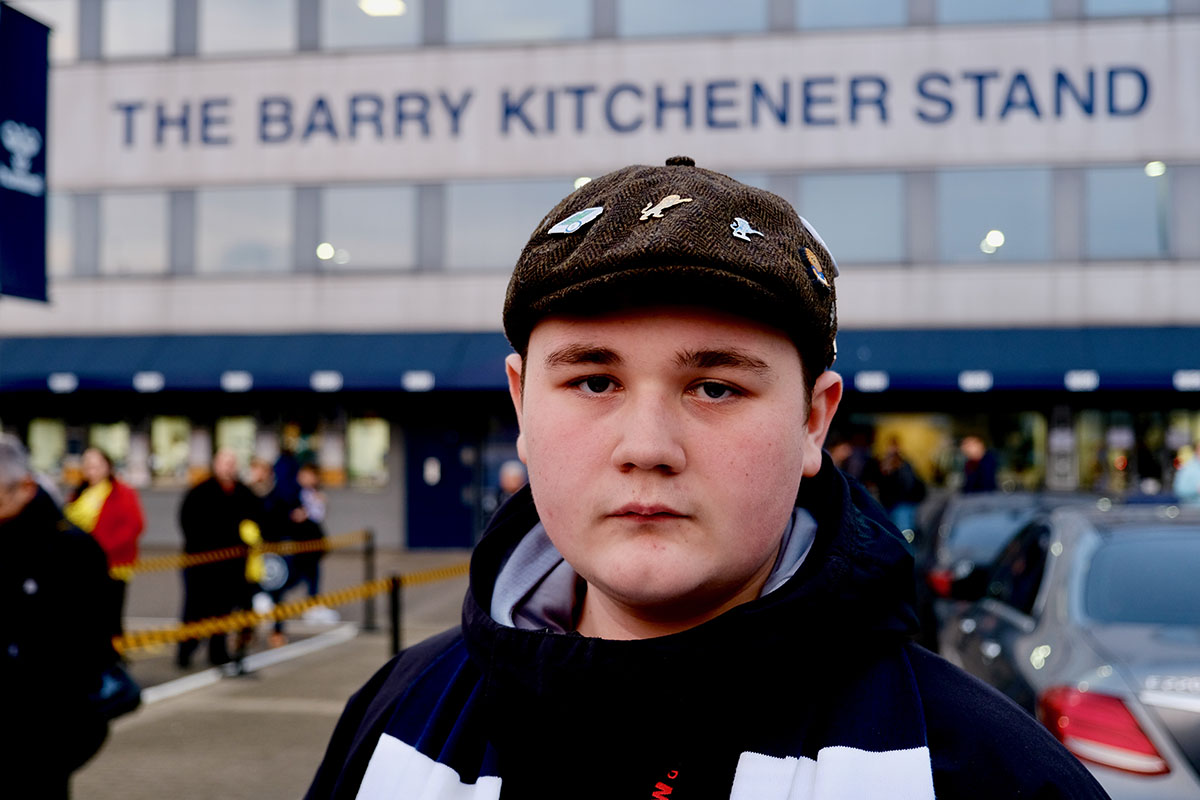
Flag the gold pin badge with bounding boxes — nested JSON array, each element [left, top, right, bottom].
[[640, 194, 693, 221]]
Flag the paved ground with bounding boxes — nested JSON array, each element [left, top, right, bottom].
[[73, 545, 471, 800]]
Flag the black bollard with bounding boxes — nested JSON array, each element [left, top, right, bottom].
[[389, 574, 402, 655], [363, 530, 377, 631]]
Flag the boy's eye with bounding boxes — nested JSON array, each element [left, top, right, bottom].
[[578, 376, 615, 394], [697, 382, 736, 400]]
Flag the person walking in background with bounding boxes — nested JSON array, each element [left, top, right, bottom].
[[865, 437, 926, 536], [248, 456, 296, 646], [960, 434, 998, 493], [293, 462, 338, 623], [176, 448, 262, 669], [64, 447, 145, 635], [1, 434, 118, 798]]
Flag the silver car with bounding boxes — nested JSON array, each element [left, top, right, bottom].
[[941, 504, 1200, 799]]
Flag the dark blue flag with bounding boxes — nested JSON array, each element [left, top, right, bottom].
[[0, 3, 49, 302]]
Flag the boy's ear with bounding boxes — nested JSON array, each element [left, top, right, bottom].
[[505, 353, 528, 464], [801, 370, 843, 477]]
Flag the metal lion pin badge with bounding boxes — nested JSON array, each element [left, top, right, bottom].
[[730, 217, 763, 241], [548, 206, 604, 235], [639, 194, 693, 221]]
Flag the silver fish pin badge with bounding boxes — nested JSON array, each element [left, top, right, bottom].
[[640, 194, 693, 221], [730, 217, 763, 242]]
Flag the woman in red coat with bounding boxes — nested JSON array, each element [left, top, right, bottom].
[[65, 448, 145, 635]]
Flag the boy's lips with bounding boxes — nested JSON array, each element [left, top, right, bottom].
[[610, 503, 687, 519]]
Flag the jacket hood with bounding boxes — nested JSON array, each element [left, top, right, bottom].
[[461, 454, 919, 714]]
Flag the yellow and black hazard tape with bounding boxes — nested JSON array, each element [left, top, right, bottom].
[[110, 529, 372, 581], [113, 559, 471, 655], [398, 561, 471, 588]]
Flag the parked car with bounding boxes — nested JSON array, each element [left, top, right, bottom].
[[940, 504, 1200, 798], [912, 491, 1101, 651]]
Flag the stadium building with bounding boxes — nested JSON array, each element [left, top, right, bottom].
[[1, 0, 1198, 546]]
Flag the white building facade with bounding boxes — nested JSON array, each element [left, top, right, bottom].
[[2, 0, 1199, 545]]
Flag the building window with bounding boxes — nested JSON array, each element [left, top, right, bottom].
[[196, 187, 292, 273], [89, 422, 131, 468], [447, 0, 589, 44], [99, 191, 169, 274], [216, 417, 257, 472], [797, 0, 907, 29], [444, 178, 575, 270], [936, 0, 1050, 23], [1084, 0, 1169, 15], [47, 193, 73, 278], [936, 168, 1051, 262], [102, 0, 172, 58], [151, 416, 191, 486], [320, 185, 418, 270], [199, 0, 297, 56], [798, 172, 905, 263], [321, 0, 421, 49], [7, 0, 77, 63], [1085, 165, 1169, 260], [617, 0, 768, 37], [27, 418, 66, 478], [347, 417, 390, 487]]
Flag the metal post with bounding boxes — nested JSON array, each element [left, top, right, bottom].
[[363, 529, 377, 631], [389, 574, 402, 655]]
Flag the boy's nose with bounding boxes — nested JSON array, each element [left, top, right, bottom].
[[610, 392, 686, 475]]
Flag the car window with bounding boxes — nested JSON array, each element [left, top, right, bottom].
[[945, 508, 1036, 564], [1085, 533, 1200, 626], [986, 522, 1051, 616]]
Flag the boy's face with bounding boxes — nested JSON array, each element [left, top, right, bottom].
[[506, 305, 842, 639]]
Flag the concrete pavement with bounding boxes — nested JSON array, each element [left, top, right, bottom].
[[73, 546, 471, 800]]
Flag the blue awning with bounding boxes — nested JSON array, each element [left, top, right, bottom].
[[0, 327, 1197, 393]]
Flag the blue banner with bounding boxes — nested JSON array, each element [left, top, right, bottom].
[[0, 4, 49, 302]]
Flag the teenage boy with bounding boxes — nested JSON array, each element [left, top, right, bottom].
[[307, 158, 1106, 799]]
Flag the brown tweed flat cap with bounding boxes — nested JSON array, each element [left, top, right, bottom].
[[503, 156, 839, 373]]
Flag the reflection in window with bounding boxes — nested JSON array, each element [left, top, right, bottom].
[[103, 0, 172, 58], [797, 0, 906, 29], [800, 173, 904, 263], [197, 187, 292, 273], [937, 0, 1050, 23], [618, 0, 767, 37], [937, 168, 1051, 262], [100, 192, 168, 274], [321, 0, 421, 49], [445, 178, 575, 270], [1085, 166, 1168, 259], [47, 193, 73, 278], [216, 417, 257, 473], [151, 416, 191, 485], [448, 0, 589, 43], [199, 0, 297, 55], [321, 185, 418, 270], [28, 418, 66, 477], [7, 0, 77, 63], [1085, 0, 1169, 15], [347, 418, 390, 486]]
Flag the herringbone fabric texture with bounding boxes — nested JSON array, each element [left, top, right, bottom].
[[503, 156, 838, 373]]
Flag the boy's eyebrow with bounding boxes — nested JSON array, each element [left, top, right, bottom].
[[675, 348, 773, 376], [543, 344, 623, 369]]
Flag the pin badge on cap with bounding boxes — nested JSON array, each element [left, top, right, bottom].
[[548, 206, 603, 235], [640, 194, 693, 221], [803, 247, 831, 289], [730, 217, 763, 242]]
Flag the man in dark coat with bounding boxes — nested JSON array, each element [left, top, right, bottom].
[[176, 447, 261, 668], [0, 434, 117, 799]]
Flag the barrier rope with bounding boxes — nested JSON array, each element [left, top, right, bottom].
[[114, 559, 471, 655], [110, 529, 372, 580]]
